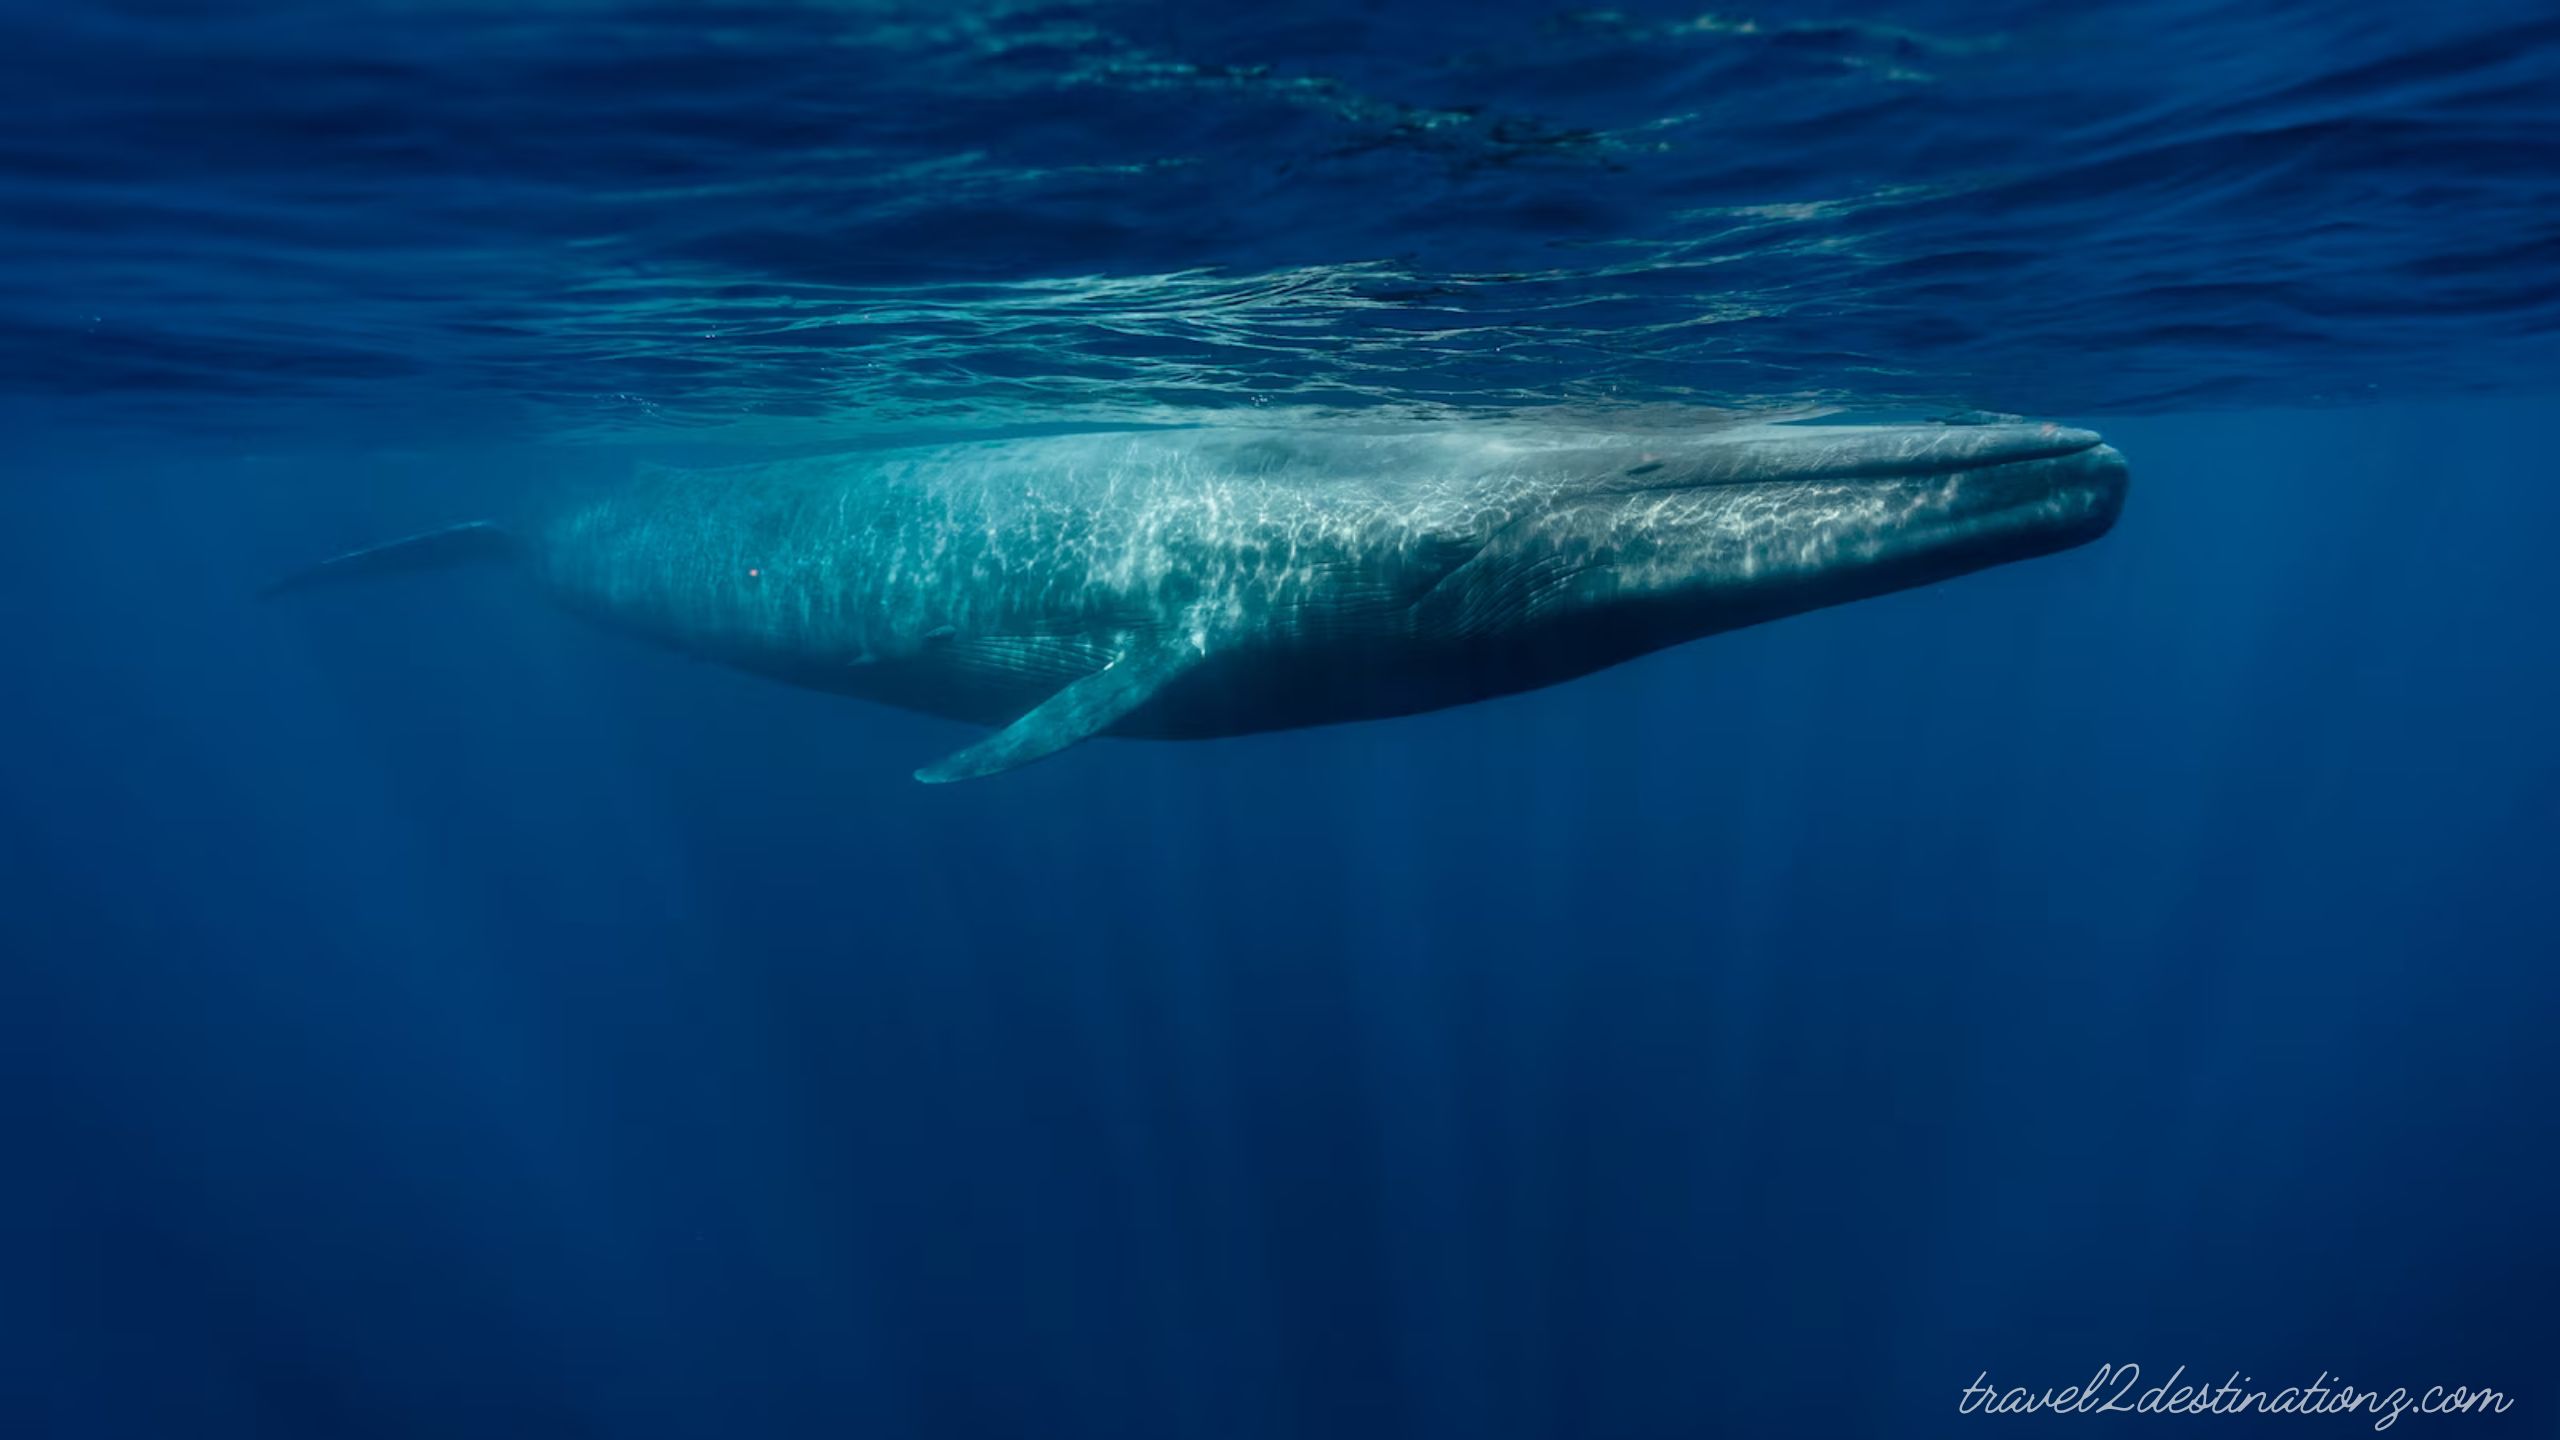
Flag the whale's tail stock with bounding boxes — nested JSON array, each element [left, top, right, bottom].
[[257, 520, 519, 600]]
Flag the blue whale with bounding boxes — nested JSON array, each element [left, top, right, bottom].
[[268, 418, 2129, 782]]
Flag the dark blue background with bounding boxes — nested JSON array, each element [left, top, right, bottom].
[[6, 406, 2554, 1435], [3, 0, 2558, 1434]]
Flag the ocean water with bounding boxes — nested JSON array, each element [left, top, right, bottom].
[[3, 2, 2556, 1437]]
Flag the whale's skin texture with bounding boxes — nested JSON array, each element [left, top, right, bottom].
[[277, 419, 2129, 779]]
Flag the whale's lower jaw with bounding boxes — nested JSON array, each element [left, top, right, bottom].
[[1716, 441, 2130, 623], [1333, 440, 2133, 718]]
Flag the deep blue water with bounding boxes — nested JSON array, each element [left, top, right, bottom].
[[4, 3, 2558, 1437]]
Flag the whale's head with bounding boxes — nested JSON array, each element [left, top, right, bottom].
[[1421, 422, 2128, 665]]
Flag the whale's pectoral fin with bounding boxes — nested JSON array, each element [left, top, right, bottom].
[[914, 637, 1201, 785]]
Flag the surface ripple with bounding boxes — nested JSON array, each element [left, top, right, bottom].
[[2, 0, 2554, 441]]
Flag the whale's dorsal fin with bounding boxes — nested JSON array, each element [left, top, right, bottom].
[[258, 521, 517, 599], [913, 636, 1202, 784]]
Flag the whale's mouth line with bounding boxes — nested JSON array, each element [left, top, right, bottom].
[[1585, 441, 2129, 579], [1933, 440, 2131, 514], [1942, 441, 2133, 531], [1600, 425, 2108, 496]]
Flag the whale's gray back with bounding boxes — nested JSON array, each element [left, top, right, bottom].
[[530, 430, 1541, 690]]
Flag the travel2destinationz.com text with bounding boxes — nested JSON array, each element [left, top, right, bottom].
[[1959, 1365, 2512, 1429]]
